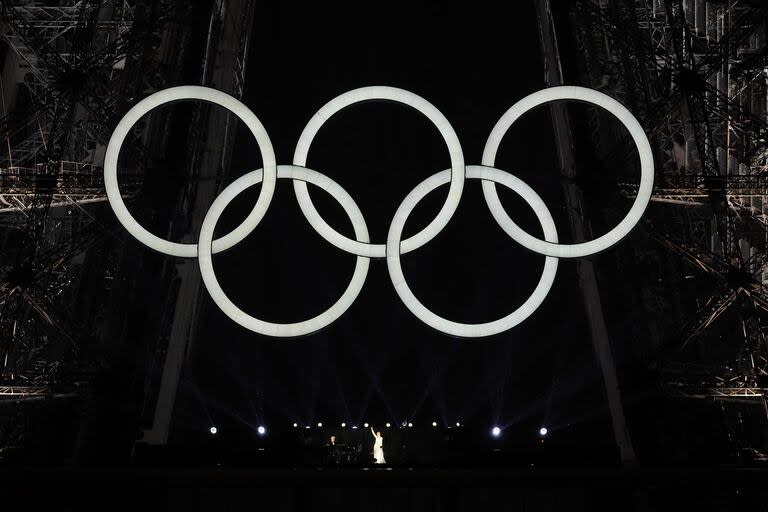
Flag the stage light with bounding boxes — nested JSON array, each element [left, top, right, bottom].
[[257, 426, 266, 435], [432, 421, 437, 427], [492, 426, 501, 437], [539, 427, 548, 437], [293, 423, 298, 428], [305, 426, 310, 429], [455, 422, 460, 427], [341, 422, 346, 428], [317, 422, 323, 427], [408, 422, 413, 428], [352, 425, 358, 429], [209, 426, 217, 435], [386, 423, 391, 428], [364, 422, 369, 428]]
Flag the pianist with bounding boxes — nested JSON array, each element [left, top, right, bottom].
[[325, 435, 340, 464]]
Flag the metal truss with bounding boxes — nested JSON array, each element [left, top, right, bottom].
[[668, 385, 768, 402], [0, 385, 48, 397], [662, 362, 768, 404], [0, 0, 168, 407], [0, 1, 133, 167], [0, 2, 105, 397], [0, 161, 139, 213], [231, 0, 255, 99], [571, 0, 768, 417], [0, 219, 107, 374], [621, 175, 768, 206], [704, 387, 766, 399]]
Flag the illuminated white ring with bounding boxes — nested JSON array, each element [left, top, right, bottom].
[[104, 85, 278, 258], [481, 86, 654, 258], [386, 165, 559, 338], [198, 165, 370, 337], [292, 86, 465, 258]]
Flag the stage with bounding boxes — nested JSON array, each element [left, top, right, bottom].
[[1, 465, 767, 511]]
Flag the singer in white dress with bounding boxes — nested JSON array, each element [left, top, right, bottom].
[[370, 427, 386, 464]]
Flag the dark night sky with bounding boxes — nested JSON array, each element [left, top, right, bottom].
[[165, 2, 638, 448]]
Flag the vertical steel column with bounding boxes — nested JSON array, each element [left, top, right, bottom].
[[535, 0, 637, 464], [139, 0, 256, 446]]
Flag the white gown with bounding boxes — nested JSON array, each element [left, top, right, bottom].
[[372, 431, 386, 464]]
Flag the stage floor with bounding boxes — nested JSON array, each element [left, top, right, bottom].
[[1, 465, 767, 511], [2, 464, 767, 485]]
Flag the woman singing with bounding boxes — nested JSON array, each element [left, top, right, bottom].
[[370, 427, 386, 464]]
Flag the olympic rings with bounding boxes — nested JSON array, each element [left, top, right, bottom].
[[198, 166, 370, 337], [104, 86, 278, 258], [105, 85, 654, 337], [386, 165, 559, 338], [481, 86, 654, 258], [292, 86, 464, 258]]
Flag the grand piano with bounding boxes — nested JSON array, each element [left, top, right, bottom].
[[325, 442, 362, 464]]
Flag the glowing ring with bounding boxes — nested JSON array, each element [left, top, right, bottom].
[[105, 85, 653, 339], [292, 86, 464, 258], [386, 165, 558, 338], [481, 85, 654, 258], [198, 165, 370, 337], [104, 85, 278, 258]]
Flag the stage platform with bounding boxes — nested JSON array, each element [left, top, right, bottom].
[[1, 465, 767, 511]]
